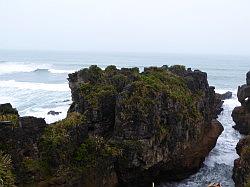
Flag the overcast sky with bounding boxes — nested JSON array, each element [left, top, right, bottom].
[[0, 0, 250, 55]]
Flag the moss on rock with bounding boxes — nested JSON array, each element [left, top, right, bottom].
[[0, 151, 15, 187], [0, 114, 19, 127]]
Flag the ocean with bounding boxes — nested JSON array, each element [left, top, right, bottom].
[[0, 50, 249, 186]]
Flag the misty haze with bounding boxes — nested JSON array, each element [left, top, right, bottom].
[[0, 1, 249, 187]]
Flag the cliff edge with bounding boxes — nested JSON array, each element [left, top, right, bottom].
[[232, 71, 250, 187], [0, 65, 223, 187]]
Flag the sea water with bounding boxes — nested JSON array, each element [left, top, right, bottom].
[[0, 50, 249, 186]]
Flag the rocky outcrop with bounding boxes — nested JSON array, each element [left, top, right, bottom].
[[232, 71, 250, 134], [67, 65, 223, 186], [232, 71, 250, 187], [208, 183, 222, 187], [0, 103, 47, 184], [47, 110, 62, 115], [232, 106, 250, 134], [217, 91, 233, 100], [0, 65, 223, 187], [233, 136, 250, 187]]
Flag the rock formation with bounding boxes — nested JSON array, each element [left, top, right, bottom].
[[0, 65, 223, 187], [47, 110, 62, 115], [217, 91, 233, 100], [208, 183, 221, 187], [232, 71, 250, 187], [232, 71, 250, 134], [0, 103, 47, 185], [67, 65, 223, 186]]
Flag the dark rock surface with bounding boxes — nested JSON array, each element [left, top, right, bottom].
[[47, 110, 62, 115], [247, 71, 250, 85], [233, 136, 250, 187], [217, 91, 233, 100], [0, 103, 18, 115], [232, 71, 250, 134], [232, 106, 250, 134], [0, 65, 223, 187], [0, 103, 47, 184], [232, 70, 250, 187], [67, 65, 223, 186]]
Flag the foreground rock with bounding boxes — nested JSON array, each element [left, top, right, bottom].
[[0, 65, 223, 187], [67, 65, 223, 186], [232, 71, 250, 134], [0, 103, 47, 185], [232, 70, 250, 186]]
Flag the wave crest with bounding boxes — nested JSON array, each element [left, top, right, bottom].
[[0, 80, 70, 92], [0, 62, 75, 75]]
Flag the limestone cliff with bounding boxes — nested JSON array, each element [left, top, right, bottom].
[[232, 71, 250, 187], [67, 65, 223, 186], [232, 71, 250, 134], [0, 65, 223, 187]]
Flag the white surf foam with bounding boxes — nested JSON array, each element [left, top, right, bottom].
[[49, 69, 76, 74], [0, 62, 76, 75], [0, 80, 70, 92], [0, 62, 52, 75], [0, 96, 14, 104], [22, 104, 70, 124]]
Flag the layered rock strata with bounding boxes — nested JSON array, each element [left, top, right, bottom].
[[232, 71, 250, 187], [67, 65, 223, 186], [0, 65, 223, 187]]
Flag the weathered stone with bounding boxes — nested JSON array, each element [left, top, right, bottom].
[[0, 105, 47, 183], [0, 65, 224, 187], [237, 84, 250, 105], [68, 65, 223, 186], [47, 110, 62, 115], [247, 71, 250, 85], [232, 106, 250, 134], [232, 71, 250, 186], [0, 103, 18, 115], [218, 91, 233, 100], [233, 135, 250, 187]]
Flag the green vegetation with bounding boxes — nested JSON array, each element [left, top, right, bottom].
[[9, 65, 206, 185], [42, 112, 85, 147], [0, 151, 15, 187], [113, 140, 143, 167], [75, 137, 121, 170], [0, 114, 19, 127], [77, 65, 202, 137], [239, 146, 250, 187], [245, 180, 250, 187], [80, 83, 117, 108], [168, 65, 186, 75], [38, 112, 86, 175], [36, 111, 121, 182], [241, 146, 250, 164]]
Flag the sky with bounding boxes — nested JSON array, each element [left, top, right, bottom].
[[0, 0, 250, 55]]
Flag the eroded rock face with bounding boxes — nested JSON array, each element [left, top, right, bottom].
[[233, 136, 250, 187], [0, 103, 18, 115], [217, 91, 233, 100], [0, 65, 223, 187], [237, 71, 250, 107], [0, 103, 47, 183], [232, 71, 250, 187], [247, 71, 250, 85], [68, 65, 223, 186], [232, 106, 250, 134], [232, 71, 250, 134]]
